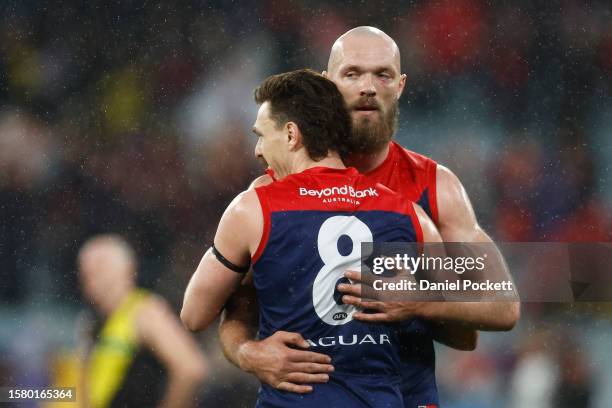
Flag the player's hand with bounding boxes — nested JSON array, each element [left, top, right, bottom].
[[237, 331, 334, 393], [338, 270, 427, 323]]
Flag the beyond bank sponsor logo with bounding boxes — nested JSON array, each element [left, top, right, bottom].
[[299, 185, 379, 204]]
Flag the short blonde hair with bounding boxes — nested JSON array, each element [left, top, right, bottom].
[[78, 233, 137, 271]]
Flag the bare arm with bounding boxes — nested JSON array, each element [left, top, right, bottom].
[[217, 175, 269, 368], [341, 166, 519, 331], [431, 164, 520, 330], [339, 205, 478, 350], [218, 273, 260, 368], [136, 296, 208, 408], [181, 189, 261, 331], [417, 205, 479, 350]]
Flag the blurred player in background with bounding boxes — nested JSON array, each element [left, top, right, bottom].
[[217, 26, 519, 407], [77, 234, 207, 408], [182, 69, 462, 407]]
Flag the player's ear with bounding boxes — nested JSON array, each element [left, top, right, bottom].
[[397, 73, 407, 98], [322, 70, 329, 78], [286, 122, 302, 151]]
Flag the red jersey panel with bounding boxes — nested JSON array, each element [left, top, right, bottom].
[[366, 141, 439, 225], [252, 166, 422, 262]]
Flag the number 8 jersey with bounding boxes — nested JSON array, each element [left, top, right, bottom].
[[252, 166, 423, 408]]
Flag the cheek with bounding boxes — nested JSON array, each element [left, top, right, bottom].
[[379, 90, 398, 109], [81, 276, 98, 296], [260, 139, 270, 156], [334, 80, 356, 99], [380, 81, 400, 99]]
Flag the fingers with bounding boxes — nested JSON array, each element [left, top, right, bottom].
[[341, 295, 383, 310], [341, 297, 392, 321], [344, 270, 362, 282], [276, 331, 310, 349], [291, 362, 334, 374], [288, 349, 332, 364], [275, 371, 331, 394], [336, 282, 362, 297], [285, 372, 330, 384], [341, 295, 360, 306], [276, 382, 313, 394], [352, 312, 392, 322]]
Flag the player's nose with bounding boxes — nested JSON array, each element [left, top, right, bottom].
[[359, 73, 376, 97], [254, 139, 263, 158]]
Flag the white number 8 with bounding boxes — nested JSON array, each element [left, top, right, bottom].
[[313, 215, 373, 325]]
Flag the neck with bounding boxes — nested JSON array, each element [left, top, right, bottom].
[[345, 142, 390, 173], [276, 151, 345, 179], [96, 284, 133, 316]]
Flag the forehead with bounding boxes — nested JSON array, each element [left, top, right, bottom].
[[333, 36, 400, 73], [79, 242, 121, 265], [254, 101, 272, 127]]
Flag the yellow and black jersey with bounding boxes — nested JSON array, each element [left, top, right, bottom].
[[87, 289, 166, 408]]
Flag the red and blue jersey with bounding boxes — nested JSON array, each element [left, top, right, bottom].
[[365, 141, 438, 224], [366, 142, 439, 407], [252, 166, 423, 407]]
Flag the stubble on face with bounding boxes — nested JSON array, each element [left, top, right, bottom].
[[349, 97, 398, 154]]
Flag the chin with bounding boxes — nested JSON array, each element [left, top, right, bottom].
[[353, 113, 370, 122]]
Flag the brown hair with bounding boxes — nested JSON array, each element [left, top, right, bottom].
[[254, 69, 351, 160]]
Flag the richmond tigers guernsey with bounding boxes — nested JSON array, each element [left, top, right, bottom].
[[252, 166, 424, 407], [86, 289, 166, 408]]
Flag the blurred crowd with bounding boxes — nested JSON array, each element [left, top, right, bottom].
[[1, 1, 611, 406]]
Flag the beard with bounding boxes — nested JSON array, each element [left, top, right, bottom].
[[349, 98, 398, 155]]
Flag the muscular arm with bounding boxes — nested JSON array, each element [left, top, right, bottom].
[[430, 164, 520, 330], [417, 205, 479, 350], [340, 166, 519, 331], [217, 175, 270, 365], [340, 205, 478, 350], [215, 176, 271, 362], [181, 189, 262, 331], [136, 296, 208, 408], [218, 271, 259, 368]]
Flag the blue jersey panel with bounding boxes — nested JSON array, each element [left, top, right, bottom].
[[256, 373, 403, 408], [253, 210, 437, 407]]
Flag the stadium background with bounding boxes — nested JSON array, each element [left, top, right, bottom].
[[1, 1, 611, 406]]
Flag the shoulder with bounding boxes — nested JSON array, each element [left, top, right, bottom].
[[217, 189, 264, 253], [248, 174, 274, 190], [436, 164, 465, 204], [135, 293, 171, 320], [224, 189, 262, 222], [435, 163, 479, 233], [394, 142, 437, 169], [390, 143, 437, 193], [134, 293, 175, 336]]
